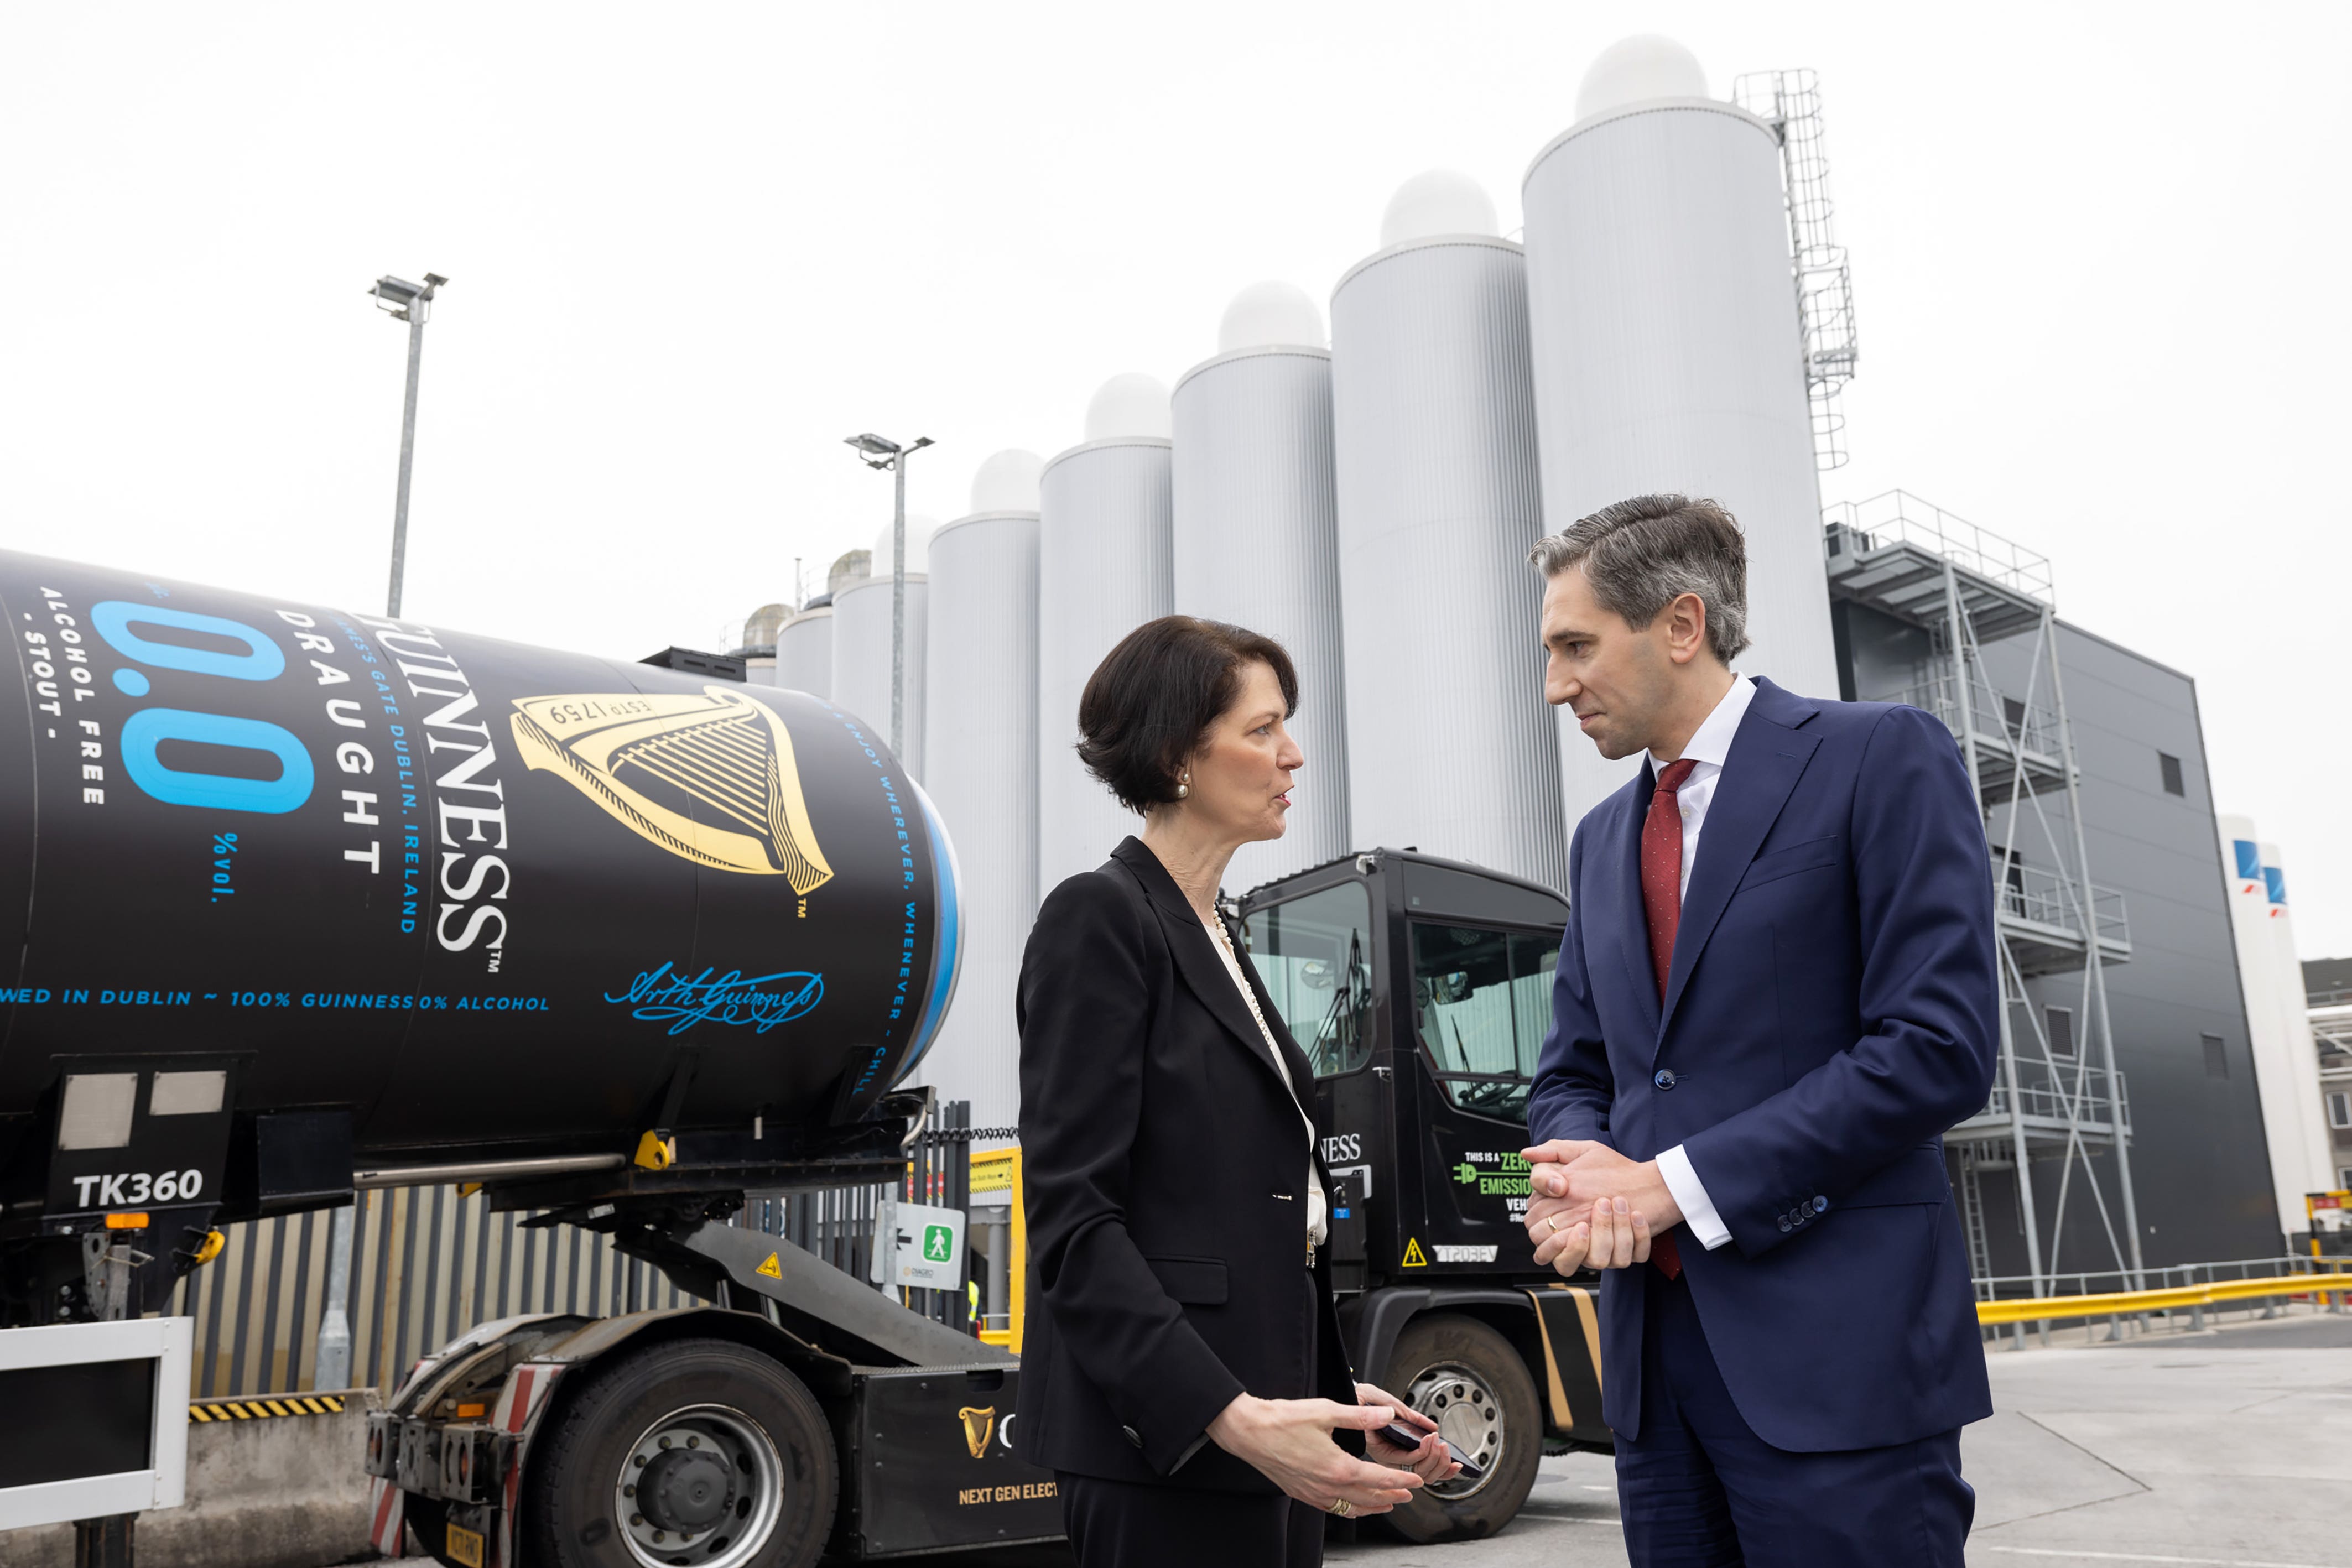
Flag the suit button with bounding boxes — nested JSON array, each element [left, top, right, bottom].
[[1777, 1218, 1793, 1233], [1652, 1069, 1677, 1091], [1121, 1425, 1142, 1449], [1813, 1196, 1829, 1214]]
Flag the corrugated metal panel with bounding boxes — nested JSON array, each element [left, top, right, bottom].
[[1170, 349, 1351, 892], [159, 1115, 989, 1398], [774, 607, 832, 699], [171, 1190, 693, 1398], [1035, 438, 1172, 893], [1330, 235, 1569, 894], [831, 575, 928, 780], [1522, 100, 1841, 824], [921, 510, 1041, 1129]]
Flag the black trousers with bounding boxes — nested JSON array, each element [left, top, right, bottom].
[[1057, 1269, 1325, 1567], [1058, 1473, 1323, 1568]]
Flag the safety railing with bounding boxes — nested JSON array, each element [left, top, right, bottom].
[[1969, 1055, 2129, 1140], [1895, 665, 2065, 768], [1973, 1256, 2351, 1343], [1995, 856, 2129, 948], [1822, 491, 2054, 605]]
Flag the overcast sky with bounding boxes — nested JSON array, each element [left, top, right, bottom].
[[3, 3, 2346, 953]]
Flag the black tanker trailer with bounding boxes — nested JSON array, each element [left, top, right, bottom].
[[0, 553, 1059, 1567]]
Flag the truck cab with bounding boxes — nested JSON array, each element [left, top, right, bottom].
[[1237, 846, 1612, 1541]]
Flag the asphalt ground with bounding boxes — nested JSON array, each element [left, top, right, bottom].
[[371, 1310, 2352, 1568]]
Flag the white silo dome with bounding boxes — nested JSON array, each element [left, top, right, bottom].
[[872, 512, 938, 575], [1574, 35, 1709, 121], [1380, 170, 1501, 247], [1085, 373, 1173, 441], [970, 449, 1044, 513], [1217, 280, 1326, 353]]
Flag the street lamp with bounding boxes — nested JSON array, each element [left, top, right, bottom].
[[369, 271, 449, 618], [844, 431, 934, 758]]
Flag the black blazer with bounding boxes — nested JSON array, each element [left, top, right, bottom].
[[1012, 837, 1359, 1491]]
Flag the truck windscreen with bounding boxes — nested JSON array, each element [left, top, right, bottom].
[[1240, 882, 1375, 1077], [1409, 923, 1559, 1120]]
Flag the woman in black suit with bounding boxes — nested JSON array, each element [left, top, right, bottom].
[[1012, 617, 1462, 1566]]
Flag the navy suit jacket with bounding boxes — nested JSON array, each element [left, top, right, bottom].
[[1525, 678, 1998, 1452]]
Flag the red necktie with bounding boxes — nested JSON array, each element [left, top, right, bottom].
[[1639, 758, 1698, 1280]]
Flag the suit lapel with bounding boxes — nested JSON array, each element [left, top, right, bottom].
[[1109, 838, 1301, 1102], [1656, 681, 1822, 1046]]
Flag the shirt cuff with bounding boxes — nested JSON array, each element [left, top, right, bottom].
[[1172, 1432, 1213, 1472], [1657, 1144, 1731, 1251]]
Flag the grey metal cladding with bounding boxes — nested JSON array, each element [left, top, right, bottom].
[[919, 510, 1042, 1131], [774, 607, 833, 701], [1171, 349, 1351, 892], [1036, 438, 1173, 894], [1523, 101, 1839, 826], [831, 574, 928, 780], [1982, 622, 2279, 1263], [1330, 236, 1568, 894]]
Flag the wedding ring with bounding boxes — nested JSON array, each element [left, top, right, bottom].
[[1546, 1214, 1563, 1233], [1328, 1498, 1353, 1517]]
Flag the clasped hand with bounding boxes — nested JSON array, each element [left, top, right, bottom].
[[1518, 1140, 1684, 1277]]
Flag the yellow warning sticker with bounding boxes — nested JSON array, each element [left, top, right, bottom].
[[445, 1522, 485, 1568], [756, 1252, 784, 1279], [1402, 1238, 1428, 1268]]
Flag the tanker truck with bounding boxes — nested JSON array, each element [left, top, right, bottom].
[[0, 551, 1063, 1566]]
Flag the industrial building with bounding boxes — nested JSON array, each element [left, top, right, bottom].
[[730, 34, 2289, 1286], [2304, 957, 2352, 1197]]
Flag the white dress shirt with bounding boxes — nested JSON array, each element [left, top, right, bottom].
[[1650, 674, 1756, 1252]]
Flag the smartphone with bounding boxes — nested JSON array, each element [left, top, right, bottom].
[[1377, 1421, 1486, 1482]]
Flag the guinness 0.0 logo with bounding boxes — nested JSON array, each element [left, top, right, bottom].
[[509, 686, 835, 892]]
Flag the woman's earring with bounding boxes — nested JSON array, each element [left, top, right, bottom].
[[1176, 773, 1190, 800]]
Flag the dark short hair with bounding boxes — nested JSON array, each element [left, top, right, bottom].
[[1527, 494, 1751, 664], [1076, 617, 1298, 813]]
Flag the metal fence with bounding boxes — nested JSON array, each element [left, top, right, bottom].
[[170, 1101, 988, 1399]]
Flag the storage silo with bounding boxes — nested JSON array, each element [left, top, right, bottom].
[[2261, 841, 2337, 1218], [1036, 374, 1175, 892], [1523, 35, 1841, 824], [1171, 283, 1350, 892], [773, 595, 833, 698], [1330, 173, 1568, 892], [830, 515, 934, 780], [2218, 817, 2329, 1238], [919, 452, 1043, 1129]]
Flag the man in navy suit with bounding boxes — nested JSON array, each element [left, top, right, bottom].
[[1518, 494, 1999, 1566]]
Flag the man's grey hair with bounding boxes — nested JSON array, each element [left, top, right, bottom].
[[1527, 494, 1751, 665]]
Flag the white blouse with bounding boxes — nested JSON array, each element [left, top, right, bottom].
[[1201, 915, 1329, 1248]]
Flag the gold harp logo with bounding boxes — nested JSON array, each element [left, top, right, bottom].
[[510, 686, 835, 893], [956, 1405, 997, 1460]]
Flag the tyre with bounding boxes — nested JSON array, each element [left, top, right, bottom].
[[1376, 1313, 1542, 1543], [519, 1336, 837, 1568]]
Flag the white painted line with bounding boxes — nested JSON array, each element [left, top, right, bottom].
[[1977, 1547, 2346, 1568]]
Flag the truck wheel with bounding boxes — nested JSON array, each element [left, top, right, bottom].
[[1377, 1314, 1541, 1543], [520, 1336, 836, 1568]]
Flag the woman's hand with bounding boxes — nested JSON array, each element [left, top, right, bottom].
[[1205, 1393, 1427, 1515], [1355, 1382, 1461, 1484], [1526, 1196, 1651, 1275]]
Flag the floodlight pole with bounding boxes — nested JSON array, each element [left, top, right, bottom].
[[370, 272, 447, 619], [387, 308, 426, 618], [844, 433, 933, 760], [891, 451, 908, 758]]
